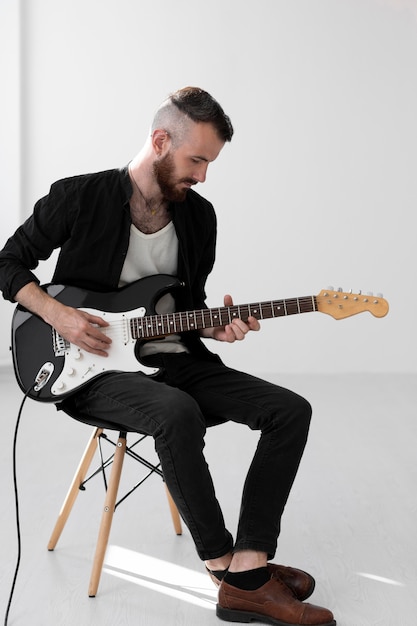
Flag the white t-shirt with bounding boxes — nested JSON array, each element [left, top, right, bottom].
[[119, 222, 188, 355]]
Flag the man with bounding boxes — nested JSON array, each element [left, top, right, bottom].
[[0, 87, 335, 626]]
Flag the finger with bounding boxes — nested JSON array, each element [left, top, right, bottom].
[[223, 294, 233, 307], [231, 318, 249, 338], [86, 313, 110, 328], [78, 341, 110, 357], [223, 324, 238, 343], [247, 316, 261, 331], [86, 325, 112, 345], [78, 328, 112, 354]]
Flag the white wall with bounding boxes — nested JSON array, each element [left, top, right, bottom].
[[0, 0, 21, 365], [1, 0, 416, 375]]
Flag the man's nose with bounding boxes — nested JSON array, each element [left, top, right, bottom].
[[194, 163, 208, 183]]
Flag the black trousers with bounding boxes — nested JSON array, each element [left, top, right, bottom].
[[67, 353, 312, 561]]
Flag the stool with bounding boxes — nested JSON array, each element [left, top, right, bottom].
[[47, 426, 182, 597]]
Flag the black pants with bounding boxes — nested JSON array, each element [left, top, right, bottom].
[[67, 353, 312, 561]]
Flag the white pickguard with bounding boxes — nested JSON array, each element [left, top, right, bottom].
[[50, 306, 158, 397]]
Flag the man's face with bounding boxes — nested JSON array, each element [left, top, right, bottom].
[[153, 122, 225, 202]]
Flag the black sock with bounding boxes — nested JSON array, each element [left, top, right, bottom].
[[207, 567, 228, 582], [224, 567, 270, 591]]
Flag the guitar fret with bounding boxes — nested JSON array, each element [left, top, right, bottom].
[[286, 298, 300, 316], [147, 317, 153, 336], [264, 303, 271, 318], [201, 309, 209, 328], [156, 315, 163, 335], [187, 311, 195, 330]]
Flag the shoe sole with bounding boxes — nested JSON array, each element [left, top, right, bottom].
[[216, 604, 336, 626]]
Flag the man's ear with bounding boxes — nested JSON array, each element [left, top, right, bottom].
[[152, 129, 171, 156]]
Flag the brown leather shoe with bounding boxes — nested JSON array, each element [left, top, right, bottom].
[[269, 564, 315, 602], [217, 576, 336, 626], [207, 563, 315, 602]]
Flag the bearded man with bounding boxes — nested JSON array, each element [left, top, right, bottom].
[[0, 87, 335, 626]]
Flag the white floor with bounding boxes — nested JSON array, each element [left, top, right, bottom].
[[0, 366, 416, 626]]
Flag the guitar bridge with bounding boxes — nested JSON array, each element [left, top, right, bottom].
[[52, 328, 70, 356]]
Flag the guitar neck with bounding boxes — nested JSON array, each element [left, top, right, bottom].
[[130, 295, 317, 339]]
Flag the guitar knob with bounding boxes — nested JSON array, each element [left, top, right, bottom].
[[66, 367, 75, 377], [74, 351, 82, 360]]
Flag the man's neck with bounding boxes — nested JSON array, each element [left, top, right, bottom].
[[129, 154, 163, 207], [128, 160, 170, 235]]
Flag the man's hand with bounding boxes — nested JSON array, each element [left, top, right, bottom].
[[201, 294, 260, 343], [49, 302, 112, 357]]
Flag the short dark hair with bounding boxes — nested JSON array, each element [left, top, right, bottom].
[[156, 86, 234, 143]]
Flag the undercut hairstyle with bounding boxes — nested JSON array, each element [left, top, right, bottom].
[[152, 86, 234, 146]]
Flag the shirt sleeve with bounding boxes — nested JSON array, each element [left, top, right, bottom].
[[0, 178, 78, 302]]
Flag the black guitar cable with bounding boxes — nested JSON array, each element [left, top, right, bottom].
[[4, 388, 31, 626], [4, 367, 52, 626]]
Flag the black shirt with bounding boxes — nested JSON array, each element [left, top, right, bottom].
[[0, 166, 219, 358]]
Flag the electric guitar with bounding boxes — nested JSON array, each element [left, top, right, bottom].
[[11, 274, 389, 402]]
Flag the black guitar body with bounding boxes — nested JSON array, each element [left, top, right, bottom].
[[11, 274, 181, 402]]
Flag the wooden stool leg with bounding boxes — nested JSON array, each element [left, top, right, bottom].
[[48, 428, 103, 551], [165, 485, 182, 535], [88, 433, 126, 597]]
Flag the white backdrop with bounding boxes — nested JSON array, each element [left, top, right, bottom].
[[1, 0, 416, 374]]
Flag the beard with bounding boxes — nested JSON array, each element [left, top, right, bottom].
[[153, 151, 195, 202]]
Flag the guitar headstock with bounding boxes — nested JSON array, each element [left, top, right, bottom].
[[316, 288, 389, 320]]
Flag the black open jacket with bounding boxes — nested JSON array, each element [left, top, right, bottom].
[[0, 166, 219, 359]]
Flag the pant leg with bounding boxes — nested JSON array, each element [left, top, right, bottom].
[[159, 353, 312, 560], [68, 370, 233, 560]]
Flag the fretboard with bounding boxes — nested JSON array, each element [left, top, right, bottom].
[[130, 295, 317, 340]]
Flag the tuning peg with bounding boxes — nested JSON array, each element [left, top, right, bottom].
[[377, 292, 383, 298], [337, 287, 343, 292], [367, 291, 374, 296], [327, 285, 334, 291]]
